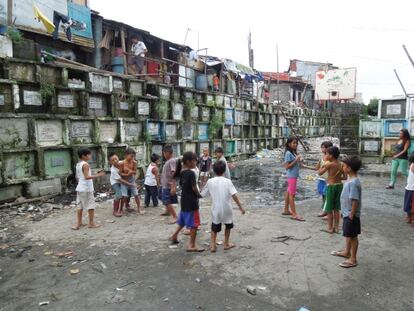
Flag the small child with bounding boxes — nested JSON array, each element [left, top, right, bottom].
[[160, 145, 178, 224], [109, 153, 136, 217], [319, 146, 347, 233], [403, 153, 414, 225], [199, 148, 212, 189], [201, 160, 245, 253], [170, 152, 204, 252], [120, 148, 144, 214], [72, 148, 105, 230], [331, 156, 362, 268], [214, 147, 231, 179], [283, 137, 305, 221], [144, 153, 160, 208]]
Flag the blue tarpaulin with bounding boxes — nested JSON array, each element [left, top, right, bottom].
[[67, 2, 92, 39]]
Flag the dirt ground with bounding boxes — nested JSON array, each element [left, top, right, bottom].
[[1, 159, 414, 311]]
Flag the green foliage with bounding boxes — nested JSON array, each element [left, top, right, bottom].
[[6, 27, 22, 43], [184, 98, 196, 111], [155, 99, 169, 119], [208, 114, 223, 139], [367, 97, 379, 117], [40, 83, 55, 103], [207, 100, 217, 108], [144, 131, 152, 144]]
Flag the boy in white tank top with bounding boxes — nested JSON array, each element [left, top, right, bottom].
[[73, 148, 105, 230]]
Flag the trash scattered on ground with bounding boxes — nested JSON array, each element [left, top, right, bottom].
[[38, 301, 50, 306], [70, 268, 80, 275], [163, 298, 169, 302], [270, 235, 312, 245], [105, 219, 115, 223], [168, 245, 178, 249], [195, 278, 201, 283], [115, 281, 136, 291], [279, 252, 285, 255], [104, 251, 117, 256], [100, 263, 107, 269], [108, 294, 125, 304], [44, 251, 52, 256], [246, 285, 257, 296], [240, 245, 252, 250], [257, 286, 267, 291], [298, 307, 310, 311], [147, 286, 156, 291], [55, 250, 75, 258]]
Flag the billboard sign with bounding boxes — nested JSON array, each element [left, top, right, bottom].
[[315, 68, 357, 101]]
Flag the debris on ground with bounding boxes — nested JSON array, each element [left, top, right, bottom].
[[246, 285, 257, 295], [38, 301, 50, 306], [55, 250, 75, 258], [70, 268, 80, 275], [270, 235, 312, 245]]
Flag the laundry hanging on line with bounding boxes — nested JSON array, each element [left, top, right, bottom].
[[33, 4, 55, 33], [52, 11, 87, 41]]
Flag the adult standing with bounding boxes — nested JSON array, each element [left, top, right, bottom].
[[129, 35, 147, 75], [387, 129, 411, 189]]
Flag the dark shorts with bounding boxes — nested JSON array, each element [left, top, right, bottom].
[[161, 188, 178, 206], [211, 222, 234, 233], [343, 216, 361, 238], [177, 210, 200, 229], [129, 56, 145, 71], [403, 189, 414, 214]]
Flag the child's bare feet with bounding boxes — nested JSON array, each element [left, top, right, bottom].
[[167, 218, 177, 225], [320, 228, 334, 234], [339, 260, 358, 268], [183, 229, 191, 235], [88, 223, 101, 229], [71, 224, 82, 230], [169, 237, 179, 244], [210, 244, 217, 253], [224, 243, 236, 250]]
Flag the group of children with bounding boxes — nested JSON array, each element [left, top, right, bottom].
[[73, 144, 242, 254], [283, 137, 362, 268]]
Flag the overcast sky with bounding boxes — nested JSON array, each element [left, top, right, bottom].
[[93, 0, 414, 104]]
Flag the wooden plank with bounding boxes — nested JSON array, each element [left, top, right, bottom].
[[120, 28, 128, 74]]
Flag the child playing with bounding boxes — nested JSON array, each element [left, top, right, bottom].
[[170, 152, 204, 252], [72, 148, 105, 230], [199, 147, 212, 189], [283, 137, 305, 221], [144, 153, 160, 208], [109, 153, 136, 217], [303, 141, 333, 217], [331, 156, 362, 268], [403, 153, 414, 225], [214, 147, 231, 179], [160, 145, 178, 224], [319, 146, 347, 233], [201, 160, 245, 253], [120, 148, 144, 214]]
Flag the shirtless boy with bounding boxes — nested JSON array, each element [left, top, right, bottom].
[[120, 148, 144, 214], [318, 146, 347, 233]]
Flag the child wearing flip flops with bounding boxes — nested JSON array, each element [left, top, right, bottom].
[[331, 156, 362, 268], [170, 152, 204, 252], [201, 160, 245, 253], [282, 137, 305, 221]]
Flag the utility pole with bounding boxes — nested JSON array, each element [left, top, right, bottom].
[[183, 28, 191, 45], [276, 44, 280, 104], [393, 69, 408, 97], [248, 31, 254, 68], [402, 45, 414, 69]]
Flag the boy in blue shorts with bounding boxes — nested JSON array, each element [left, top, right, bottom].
[[331, 156, 362, 268]]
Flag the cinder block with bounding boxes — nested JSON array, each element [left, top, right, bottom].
[[0, 118, 29, 148], [0, 185, 23, 203], [25, 178, 62, 198]]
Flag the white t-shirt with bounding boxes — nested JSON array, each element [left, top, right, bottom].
[[110, 165, 121, 186], [201, 176, 237, 224], [75, 161, 94, 192], [217, 155, 231, 179], [406, 163, 414, 190], [144, 163, 157, 187], [132, 41, 147, 57]]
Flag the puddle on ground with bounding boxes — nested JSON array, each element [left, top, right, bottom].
[[231, 161, 320, 208]]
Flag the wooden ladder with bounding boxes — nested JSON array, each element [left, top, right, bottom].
[[278, 105, 310, 152]]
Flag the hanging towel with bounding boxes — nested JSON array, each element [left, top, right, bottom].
[[33, 4, 55, 33], [52, 11, 72, 41]]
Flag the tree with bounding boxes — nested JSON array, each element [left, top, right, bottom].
[[367, 98, 379, 117]]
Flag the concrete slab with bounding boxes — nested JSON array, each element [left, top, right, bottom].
[[25, 178, 62, 198], [35, 120, 63, 147], [0, 118, 29, 148]]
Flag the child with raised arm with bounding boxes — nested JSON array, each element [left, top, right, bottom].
[[201, 160, 245, 253], [170, 152, 204, 252], [319, 146, 347, 233], [283, 137, 305, 221], [120, 148, 144, 214], [331, 156, 362, 268], [72, 148, 105, 230], [109, 153, 136, 217]]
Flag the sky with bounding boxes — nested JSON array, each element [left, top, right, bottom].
[[92, 0, 414, 104]]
